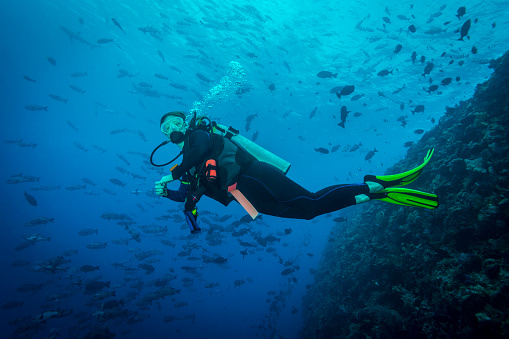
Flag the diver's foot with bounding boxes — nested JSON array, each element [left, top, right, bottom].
[[365, 181, 384, 193]]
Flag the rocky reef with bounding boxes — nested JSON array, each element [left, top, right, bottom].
[[302, 50, 509, 338]]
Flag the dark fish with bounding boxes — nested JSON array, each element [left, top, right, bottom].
[[336, 85, 355, 99], [112, 18, 126, 34], [138, 130, 147, 142], [338, 106, 350, 128], [169, 65, 182, 73], [80, 265, 100, 273], [97, 38, 113, 44], [252, 131, 259, 142], [82, 178, 97, 186], [281, 268, 293, 276], [103, 299, 124, 310], [441, 77, 452, 86], [404, 141, 414, 148], [268, 83, 275, 92], [392, 84, 406, 94], [382, 17, 391, 24], [69, 85, 86, 94], [393, 44, 402, 54], [1, 301, 24, 309], [377, 70, 393, 76], [314, 147, 329, 154], [67, 121, 79, 131], [458, 19, 471, 41], [414, 129, 425, 134], [240, 249, 248, 259], [422, 62, 434, 77], [195, 73, 213, 83], [169, 83, 187, 91], [317, 71, 337, 78], [157, 50, 165, 62], [408, 25, 416, 33], [333, 217, 348, 222], [412, 105, 425, 114], [70, 72, 87, 77], [349, 142, 362, 152], [23, 75, 36, 83], [411, 51, 417, 63], [25, 105, 48, 111], [309, 107, 318, 119], [49, 94, 68, 103], [59, 26, 96, 49], [154, 73, 168, 80], [420, 55, 426, 63], [109, 178, 126, 187], [283, 61, 291, 73], [456, 7, 466, 19], [365, 148, 378, 161], [47, 57, 56, 66], [471, 46, 478, 54], [24, 191, 37, 206], [242, 113, 257, 132], [425, 85, 439, 93], [351, 94, 364, 101]]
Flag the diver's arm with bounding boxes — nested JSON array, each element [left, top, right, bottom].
[[164, 182, 189, 202], [164, 173, 192, 202], [171, 130, 211, 180]]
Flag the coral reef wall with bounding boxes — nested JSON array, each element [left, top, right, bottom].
[[302, 51, 509, 339]]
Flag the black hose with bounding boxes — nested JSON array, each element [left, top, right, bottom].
[[150, 141, 182, 167]]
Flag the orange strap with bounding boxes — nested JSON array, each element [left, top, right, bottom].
[[228, 183, 258, 219]]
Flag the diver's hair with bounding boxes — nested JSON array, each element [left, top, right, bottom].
[[159, 111, 187, 126]]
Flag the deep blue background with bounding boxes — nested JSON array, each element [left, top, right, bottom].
[[1, 0, 508, 338]]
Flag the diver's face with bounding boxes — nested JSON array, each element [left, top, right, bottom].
[[161, 116, 186, 138]]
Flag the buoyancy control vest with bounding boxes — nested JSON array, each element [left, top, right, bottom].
[[182, 131, 255, 206]]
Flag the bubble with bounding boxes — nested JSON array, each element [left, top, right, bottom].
[[189, 61, 246, 119]]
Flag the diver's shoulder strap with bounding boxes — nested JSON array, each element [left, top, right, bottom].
[[211, 122, 239, 140]]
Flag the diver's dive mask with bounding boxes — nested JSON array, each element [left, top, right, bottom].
[[161, 116, 185, 136]]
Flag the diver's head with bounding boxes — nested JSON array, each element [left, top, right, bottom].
[[160, 111, 188, 145]]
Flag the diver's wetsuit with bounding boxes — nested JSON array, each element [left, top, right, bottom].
[[168, 130, 369, 220], [237, 161, 369, 219]]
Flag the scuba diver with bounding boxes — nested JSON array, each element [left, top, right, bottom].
[[153, 111, 438, 233]]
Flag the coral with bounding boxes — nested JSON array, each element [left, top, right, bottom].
[[302, 50, 509, 338]]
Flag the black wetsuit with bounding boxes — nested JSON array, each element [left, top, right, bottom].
[[169, 130, 370, 220]]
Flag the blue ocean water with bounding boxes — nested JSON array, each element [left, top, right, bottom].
[[1, 0, 508, 338]]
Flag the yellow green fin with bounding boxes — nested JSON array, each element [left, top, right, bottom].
[[373, 187, 439, 209]]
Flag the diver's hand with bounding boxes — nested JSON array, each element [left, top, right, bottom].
[[155, 174, 175, 197], [154, 181, 168, 197]]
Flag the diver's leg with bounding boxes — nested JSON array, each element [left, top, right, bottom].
[[238, 161, 369, 219]]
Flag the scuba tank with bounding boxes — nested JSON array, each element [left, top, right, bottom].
[[192, 115, 291, 175], [215, 124, 291, 175]]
